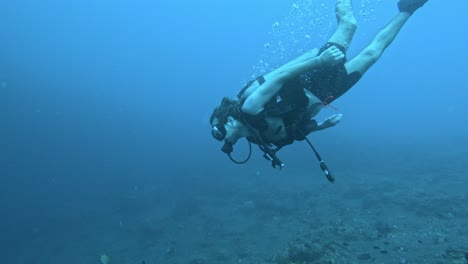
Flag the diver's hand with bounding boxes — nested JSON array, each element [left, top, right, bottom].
[[323, 113, 343, 127], [319, 46, 345, 67]]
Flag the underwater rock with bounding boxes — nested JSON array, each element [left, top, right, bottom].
[[272, 238, 352, 264], [374, 221, 393, 237], [99, 254, 110, 264], [273, 240, 323, 264], [288, 240, 322, 263], [444, 249, 468, 264], [356, 253, 372, 261], [272, 249, 289, 264]]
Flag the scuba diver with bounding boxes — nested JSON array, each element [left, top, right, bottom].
[[210, 0, 429, 182]]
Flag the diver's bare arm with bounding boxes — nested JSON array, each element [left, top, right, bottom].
[[266, 48, 319, 78], [241, 49, 320, 100], [242, 47, 343, 115]]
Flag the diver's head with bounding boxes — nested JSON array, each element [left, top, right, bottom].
[[211, 116, 245, 145], [210, 97, 247, 147]]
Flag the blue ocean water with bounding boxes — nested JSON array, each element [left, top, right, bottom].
[[1, 0, 468, 263]]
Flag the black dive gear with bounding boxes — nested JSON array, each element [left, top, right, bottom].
[[220, 139, 252, 164], [219, 98, 284, 168], [213, 76, 335, 182], [295, 127, 335, 183], [244, 122, 285, 169]]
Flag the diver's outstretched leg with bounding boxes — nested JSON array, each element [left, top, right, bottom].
[[344, 1, 428, 75], [327, 0, 357, 50]]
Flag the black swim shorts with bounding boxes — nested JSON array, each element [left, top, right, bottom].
[[299, 42, 362, 103]]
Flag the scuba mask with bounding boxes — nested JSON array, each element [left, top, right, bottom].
[[211, 123, 227, 141], [211, 123, 234, 154]]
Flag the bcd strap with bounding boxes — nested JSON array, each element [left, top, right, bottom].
[[237, 75, 266, 98], [256, 75, 266, 85]]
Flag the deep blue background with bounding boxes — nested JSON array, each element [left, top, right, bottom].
[[1, 0, 467, 261]]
